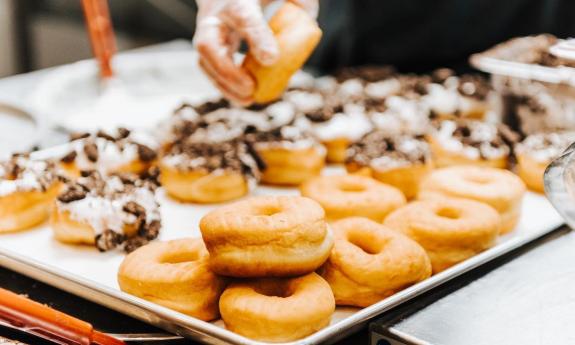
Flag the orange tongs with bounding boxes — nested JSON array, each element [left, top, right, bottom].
[[0, 288, 124, 345], [81, 0, 117, 79]]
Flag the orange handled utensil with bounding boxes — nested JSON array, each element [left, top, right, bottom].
[[81, 0, 117, 79], [0, 288, 124, 345]]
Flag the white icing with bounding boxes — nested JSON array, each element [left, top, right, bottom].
[[337, 79, 364, 99], [434, 120, 508, 159], [364, 79, 401, 99], [58, 176, 160, 235], [314, 76, 338, 93], [312, 111, 373, 141], [424, 83, 459, 114], [516, 132, 575, 162], [284, 90, 324, 113], [0, 158, 53, 197]]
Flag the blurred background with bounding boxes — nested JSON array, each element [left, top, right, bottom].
[[0, 0, 198, 77]]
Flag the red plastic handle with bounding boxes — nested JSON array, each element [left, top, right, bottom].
[[81, 0, 117, 78], [0, 288, 123, 345]]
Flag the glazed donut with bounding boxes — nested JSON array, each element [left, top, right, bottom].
[[418, 166, 526, 234], [515, 132, 575, 193], [427, 119, 514, 168], [199, 195, 333, 277], [384, 198, 500, 273], [346, 131, 433, 199], [300, 174, 406, 222], [0, 156, 62, 233], [255, 144, 325, 185], [60, 128, 157, 178], [51, 170, 161, 252], [243, 2, 322, 104], [159, 139, 260, 203], [319, 218, 431, 307], [219, 272, 334, 342], [118, 238, 226, 321]]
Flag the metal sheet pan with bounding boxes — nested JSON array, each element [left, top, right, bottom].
[[0, 145, 564, 345]]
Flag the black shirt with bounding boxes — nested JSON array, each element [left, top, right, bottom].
[[309, 0, 575, 73]]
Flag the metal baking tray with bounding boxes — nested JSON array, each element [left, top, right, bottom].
[[0, 144, 564, 345], [469, 37, 575, 85]]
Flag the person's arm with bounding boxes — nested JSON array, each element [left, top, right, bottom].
[[194, 0, 318, 105]]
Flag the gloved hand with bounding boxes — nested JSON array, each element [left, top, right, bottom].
[[194, 0, 318, 105]]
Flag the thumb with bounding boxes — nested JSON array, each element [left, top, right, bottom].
[[224, 2, 279, 66]]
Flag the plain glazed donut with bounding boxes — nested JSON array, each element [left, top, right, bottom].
[[384, 198, 500, 273], [219, 272, 335, 342], [118, 238, 226, 321], [256, 145, 325, 186], [418, 166, 526, 234], [243, 2, 322, 104], [319, 218, 431, 307], [199, 195, 333, 277], [300, 174, 406, 222]]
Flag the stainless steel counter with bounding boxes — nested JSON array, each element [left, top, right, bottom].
[[372, 226, 575, 345]]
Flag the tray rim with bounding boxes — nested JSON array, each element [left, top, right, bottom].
[[0, 145, 565, 345]]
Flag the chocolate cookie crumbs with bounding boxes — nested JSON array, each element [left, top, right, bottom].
[[96, 130, 116, 142], [57, 184, 87, 203], [83, 141, 99, 162], [123, 201, 146, 217], [69, 132, 90, 141], [117, 127, 131, 139], [95, 229, 125, 252], [136, 144, 157, 162], [123, 237, 148, 253], [60, 151, 77, 163], [194, 99, 230, 115]]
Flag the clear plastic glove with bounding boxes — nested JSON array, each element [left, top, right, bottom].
[[194, 0, 318, 105]]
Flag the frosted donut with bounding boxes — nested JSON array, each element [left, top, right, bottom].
[[159, 139, 261, 203], [243, 2, 322, 104], [300, 174, 406, 222], [0, 156, 62, 233], [219, 272, 334, 342], [418, 166, 526, 234], [346, 132, 433, 199], [118, 238, 226, 321], [199, 195, 333, 277], [59, 129, 157, 178], [385, 198, 500, 273], [319, 218, 431, 307], [515, 132, 575, 193], [427, 120, 513, 168], [51, 170, 161, 252]]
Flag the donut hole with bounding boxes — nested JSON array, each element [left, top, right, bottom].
[[253, 205, 282, 217], [160, 251, 201, 264], [339, 182, 367, 193], [348, 234, 381, 255], [436, 207, 461, 219], [255, 283, 294, 298], [466, 175, 491, 185]]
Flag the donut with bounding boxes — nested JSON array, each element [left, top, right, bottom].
[[426, 119, 516, 168], [285, 88, 373, 163], [199, 195, 333, 277], [300, 174, 406, 222], [0, 156, 62, 233], [59, 128, 157, 178], [384, 198, 500, 273], [159, 139, 261, 203], [51, 170, 161, 252], [219, 272, 334, 342], [515, 131, 575, 193], [418, 166, 526, 234], [243, 2, 322, 104], [346, 131, 433, 199], [118, 238, 226, 321], [319, 218, 431, 307], [423, 71, 492, 120]]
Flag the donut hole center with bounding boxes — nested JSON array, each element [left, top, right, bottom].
[[160, 251, 201, 264], [253, 205, 282, 217], [255, 283, 293, 298], [466, 175, 491, 185], [339, 182, 366, 193], [436, 207, 461, 219], [348, 234, 381, 255]]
